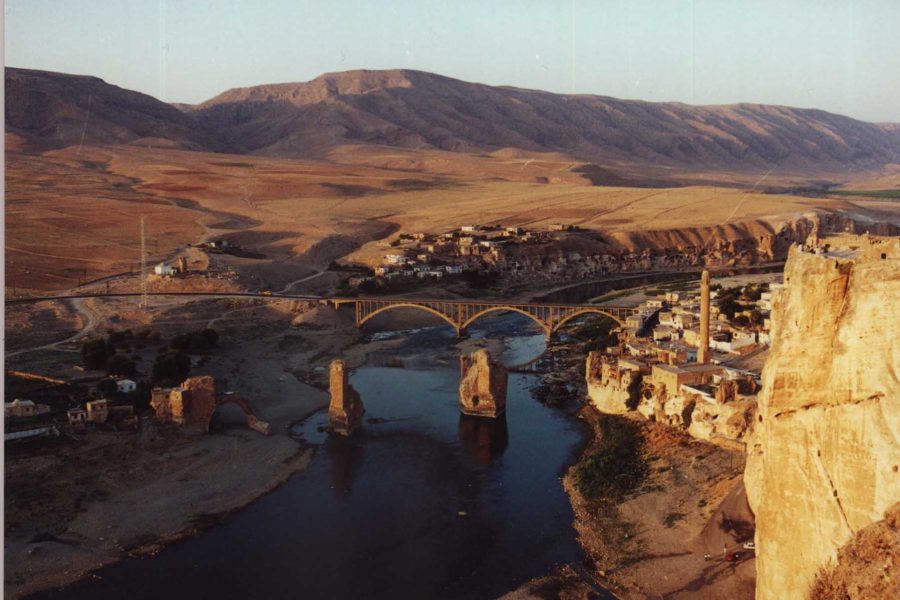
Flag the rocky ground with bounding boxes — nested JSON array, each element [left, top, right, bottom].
[[3, 298, 400, 599], [508, 328, 756, 600]]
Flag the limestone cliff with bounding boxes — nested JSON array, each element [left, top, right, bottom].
[[585, 351, 640, 414], [744, 235, 900, 600], [459, 349, 507, 418]]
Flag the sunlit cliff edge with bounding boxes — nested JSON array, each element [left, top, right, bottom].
[[744, 234, 900, 599]]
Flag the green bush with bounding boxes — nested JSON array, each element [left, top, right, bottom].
[[81, 339, 112, 370], [106, 353, 136, 377], [152, 350, 191, 385], [170, 328, 220, 354], [575, 417, 646, 501]]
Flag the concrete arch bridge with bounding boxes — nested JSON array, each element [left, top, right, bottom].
[[329, 298, 638, 340]]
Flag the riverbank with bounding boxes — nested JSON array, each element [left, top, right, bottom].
[[5, 301, 407, 599], [508, 324, 755, 599], [567, 410, 755, 598]]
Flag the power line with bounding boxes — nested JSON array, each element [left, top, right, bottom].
[[140, 215, 149, 310]]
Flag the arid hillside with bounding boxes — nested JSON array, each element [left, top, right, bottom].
[[4, 68, 225, 152], [192, 69, 900, 176], [6, 67, 900, 296], [9, 67, 900, 182]]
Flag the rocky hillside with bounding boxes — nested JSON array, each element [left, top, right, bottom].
[[744, 234, 900, 599], [9, 67, 900, 178], [192, 69, 900, 173], [4, 68, 225, 151]]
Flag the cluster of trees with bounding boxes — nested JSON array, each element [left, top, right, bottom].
[[82, 327, 220, 390], [716, 283, 768, 326], [170, 328, 220, 354], [81, 337, 137, 377], [152, 328, 220, 386], [570, 317, 619, 353]]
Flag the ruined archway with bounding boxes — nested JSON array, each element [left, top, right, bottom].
[[207, 396, 271, 435]]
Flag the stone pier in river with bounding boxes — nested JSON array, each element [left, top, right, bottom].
[[328, 360, 365, 435], [459, 349, 508, 418]]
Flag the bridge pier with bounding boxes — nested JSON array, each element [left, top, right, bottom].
[[455, 326, 469, 339]]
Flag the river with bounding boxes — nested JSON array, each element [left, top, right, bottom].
[[35, 315, 587, 600]]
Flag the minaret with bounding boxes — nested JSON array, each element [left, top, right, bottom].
[[698, 269, 710, 364]]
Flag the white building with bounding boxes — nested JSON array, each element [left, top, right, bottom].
[[154, 262, 176, 276], [116, 379, 137, 394]]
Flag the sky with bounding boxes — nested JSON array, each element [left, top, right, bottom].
[[5, 0, 900, 122]]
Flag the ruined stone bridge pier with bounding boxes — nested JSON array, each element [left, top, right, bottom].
[[328, 297, 637, 341]]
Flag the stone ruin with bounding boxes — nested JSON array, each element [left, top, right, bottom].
[[150, 375, 271, 435], [458, 349, 508, 418], [328, 360, 365, 436]]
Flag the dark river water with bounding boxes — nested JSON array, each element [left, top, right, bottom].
[[36, 316, 587, 600]]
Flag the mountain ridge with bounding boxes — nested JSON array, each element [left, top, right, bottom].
[[7, 66, 900, 178]]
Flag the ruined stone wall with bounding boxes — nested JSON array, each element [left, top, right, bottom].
[[328, 360, 364, 435], [744, 236, 900, 600], [459, 349, 507, 418], [585, 351, 639, 414]]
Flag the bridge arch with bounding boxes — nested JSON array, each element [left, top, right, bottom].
[[206, 396, 270, 435], [460, 306, 550, 336], [551, 308, 625, 332], [357, 302, 461, 331]]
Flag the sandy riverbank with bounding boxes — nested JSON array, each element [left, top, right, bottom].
[[4, 299, 410, 599], [502, 326, 755, 600]]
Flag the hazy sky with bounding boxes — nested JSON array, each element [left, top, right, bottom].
[[5, 0, 900, 122]]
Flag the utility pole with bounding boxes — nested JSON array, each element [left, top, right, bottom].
[[140, 215, 149, 309]]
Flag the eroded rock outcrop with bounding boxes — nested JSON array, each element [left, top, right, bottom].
[[459, 349, 507, 418], [809, 503, 900, 600], [328, 360, 364, 435], [744, 235, 900, 600], [585, 351, 642, 414]]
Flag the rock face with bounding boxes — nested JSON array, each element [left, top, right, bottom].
[[745, 235, 900, 600], [459, 349, 507, 418], [809, 502, 900, 599], [585, 351, 640, 414], [328, 360, 364, 435]]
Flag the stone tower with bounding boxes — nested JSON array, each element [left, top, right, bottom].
[[698, 269, 711, 364], [458, 349, 508, 418], [328, 360, 364, 435]]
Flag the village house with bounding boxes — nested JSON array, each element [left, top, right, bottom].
[[86, 399, 109, 424], [154, 262, 176, 276], [650, 363, 724, 397], [116, 379, 137, 393], [5, 399, 50, 419], [67, 407, 87, 429]]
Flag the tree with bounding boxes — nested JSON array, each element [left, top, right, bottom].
[[81, 339, 111, 370], [200, 328, 219, 348], [170, 328, 220, 354], [152, 350, 191, 385], [106, 353, 136, 377], [97, 378, 118, 398]]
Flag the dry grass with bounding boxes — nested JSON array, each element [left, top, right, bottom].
[[809, 503, 900, 600], [7, 143, 893, 293]]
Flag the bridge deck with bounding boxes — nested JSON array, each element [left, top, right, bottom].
[[7, 292, 637, 339]]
